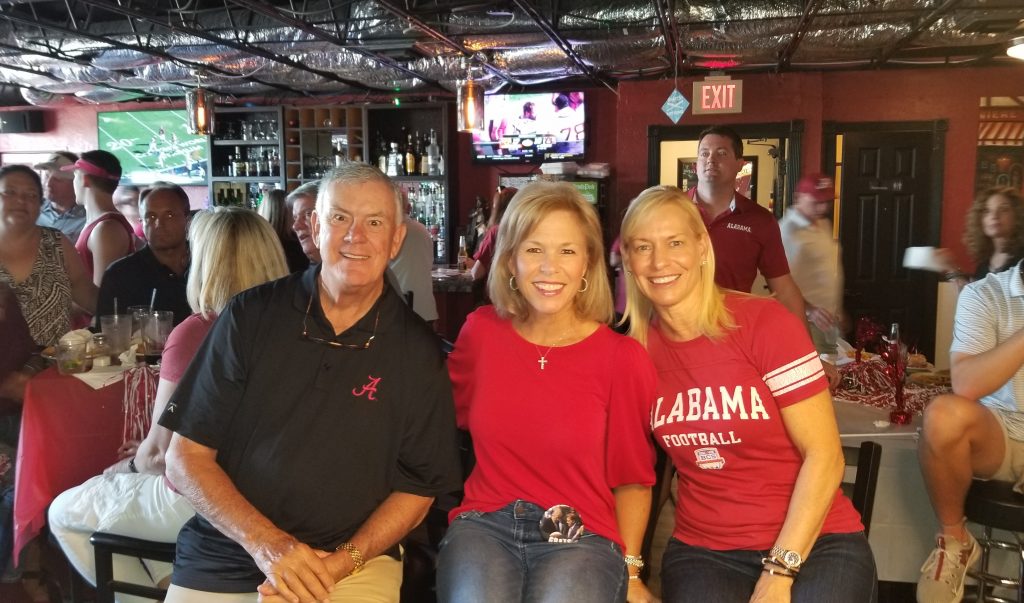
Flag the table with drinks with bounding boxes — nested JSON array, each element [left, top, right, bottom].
[[13, 308, 170, 563]]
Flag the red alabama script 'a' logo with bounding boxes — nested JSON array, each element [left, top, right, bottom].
[[352, 375, 381, 401]]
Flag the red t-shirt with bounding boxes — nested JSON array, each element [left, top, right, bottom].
[[448, 306, 656, 545], [472, 225, 498, 269], [160, 313, 214, 383], [688, 188, 790, 293], [648, 293, 863, 550]]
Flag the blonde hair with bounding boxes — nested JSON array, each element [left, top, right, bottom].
[[487, 181, 613, 324], [620, 185, 734, 346], [187, 207, 289, 317]]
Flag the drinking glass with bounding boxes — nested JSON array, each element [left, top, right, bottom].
[[56, 340, 91, 375], [100, 314, 133, 356], [128, 305, 149, 348], [142, 311, 174, 365]]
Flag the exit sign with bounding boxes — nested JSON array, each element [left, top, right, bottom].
[[692, 76, 743, 115]]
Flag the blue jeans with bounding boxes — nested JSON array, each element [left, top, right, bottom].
[[661, 532, 877, 603], [436, 500, 627, 603]]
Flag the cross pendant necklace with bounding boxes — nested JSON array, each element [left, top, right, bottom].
[[531, 323, 574, 370]]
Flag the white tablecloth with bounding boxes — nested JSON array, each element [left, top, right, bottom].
[[834, 399, 934, 583]]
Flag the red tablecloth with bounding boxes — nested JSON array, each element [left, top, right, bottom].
[[13, 367, 124, 563]]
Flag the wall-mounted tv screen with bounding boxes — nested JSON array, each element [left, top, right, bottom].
[[473, 91, 585, 163], [97, 109, 208, 185]]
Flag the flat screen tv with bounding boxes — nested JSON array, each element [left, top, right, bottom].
[[97, 109, 209, 185], [473, 91, 585, 163]]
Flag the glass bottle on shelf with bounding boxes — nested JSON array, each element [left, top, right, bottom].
[[246, 149, 258, 179], [270, 150, 280, 177], [386, 142, 402, 177], [426, 129, 440, 177], [232, 147, 246, 178], [435, 193, 447, 262], [405, 133, 417, 175], [375, 131, 387, 172], [216, 189, 226, 206], [418, 133, 429, 176]]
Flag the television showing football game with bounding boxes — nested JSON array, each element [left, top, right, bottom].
[[97, 109, 208, 185], [473, 91, 586, 163]]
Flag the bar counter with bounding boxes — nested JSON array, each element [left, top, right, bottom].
[[431, 267, 475, 341]]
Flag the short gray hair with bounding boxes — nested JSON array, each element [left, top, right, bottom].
[[286, 182, 319, 210], [316, 163, 403, 225]]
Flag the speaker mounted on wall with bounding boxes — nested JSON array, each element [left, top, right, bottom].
[[0, 110, 46, 134]]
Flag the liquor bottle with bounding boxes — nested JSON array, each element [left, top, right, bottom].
[[376, 131, 387, 172], [405, 133, 417, 175], [232, 147, 245, 178], [246, 149, 258, 179], [434, 192, 446, 262], [386, 142, 402, 177], [407, 185, 418, 221], [227, 154, 236, 178], [334, 141, 347, 168], [257, 151, 268, 178], [425, 129, 441, 176], [418, 132, 430, 175], [216, 188, 226, 206], [457, 235, 469, 271], [269, 149, 280, 177]]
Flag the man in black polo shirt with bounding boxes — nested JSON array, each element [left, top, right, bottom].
[[94, 183, 191, 326], [160, 163, 460, 602]]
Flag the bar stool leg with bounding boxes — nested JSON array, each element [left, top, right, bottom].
[[979, 526, 992, 603], [1017, 531, 1024, 602]]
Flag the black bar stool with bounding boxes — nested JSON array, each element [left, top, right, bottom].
[[963, 479, 1024, 602]]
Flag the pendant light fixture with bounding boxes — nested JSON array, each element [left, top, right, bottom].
[[1008, 37, 1024, 61], [457, 57, 484, 133], [186, 73, 214, 136]]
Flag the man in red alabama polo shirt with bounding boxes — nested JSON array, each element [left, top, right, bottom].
[[687, 126, 806, 322]]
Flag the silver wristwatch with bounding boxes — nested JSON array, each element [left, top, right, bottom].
[[769, 545, 803, 570]]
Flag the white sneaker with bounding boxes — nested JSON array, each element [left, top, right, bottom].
[[917, 532, 981, 603]]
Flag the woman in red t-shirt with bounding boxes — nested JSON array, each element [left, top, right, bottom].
[[619, 186, 876, 603], [439, 182, 658, 603]]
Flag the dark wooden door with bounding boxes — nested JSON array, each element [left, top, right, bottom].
[[839, 128, 943, 357]]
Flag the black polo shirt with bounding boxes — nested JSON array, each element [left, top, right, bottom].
[[159, 265, 461, 592], [95, 246, 191, 327]]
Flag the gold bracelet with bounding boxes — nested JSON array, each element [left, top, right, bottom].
[[336, 542, 364, 575]]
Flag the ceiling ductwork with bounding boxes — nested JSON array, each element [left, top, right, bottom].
[[0, 0, 1017, 105]]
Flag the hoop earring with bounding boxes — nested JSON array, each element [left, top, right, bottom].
[[578, 277, 589, 293], [509, 275, 518, 291]]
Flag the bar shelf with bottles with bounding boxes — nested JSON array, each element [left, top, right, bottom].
[[283, 105, 364, 190], [366, 103, 449, 264], [209, 106, 285, 208]]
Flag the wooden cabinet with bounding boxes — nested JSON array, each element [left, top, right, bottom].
[[208, 106, 285, 207], [282, 106, 364, 191]]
